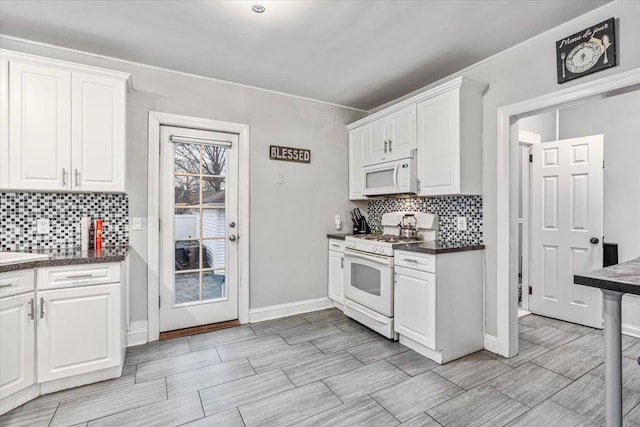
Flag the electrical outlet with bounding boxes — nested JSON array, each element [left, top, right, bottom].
[[276, 173, 284, 184], [36, 218, 50, 234], [456, 216, 467, 231]]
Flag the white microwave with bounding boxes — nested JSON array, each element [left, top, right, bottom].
[[362, 155, 417, 196]]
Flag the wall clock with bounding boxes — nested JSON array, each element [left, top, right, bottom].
[[556, 18, 617, 84]]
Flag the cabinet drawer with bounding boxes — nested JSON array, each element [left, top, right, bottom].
[[328, 239, 345, 252], [0, 269, 35, 298], [37, 263, 120, 290], [394, 251, 436, 273]]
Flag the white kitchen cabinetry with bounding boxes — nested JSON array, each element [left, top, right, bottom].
[[347, 77, 485, 197], [0, 58, 9, 188], [37, 283, 121, 382], [0, 292, 35, 401], [416, 79, 484, 196], [363, 106, 416, 166], [348, 127, 367, 200], [8, 60, 72, 190], [328, 239, 345, 309], [0, 49, 130, 192], [0, 263, 125, 415], [394, 249, 484, 364]]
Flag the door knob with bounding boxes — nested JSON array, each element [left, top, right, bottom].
[[229, 235, 237, 242], [590, 237, 600, 245], [229, 221, 236, 228]]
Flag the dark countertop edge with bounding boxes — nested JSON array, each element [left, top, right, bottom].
[[0, 247, 129, 273], [574, 275, 640, 296], [327, 234, 352, 241], [394, 243, 486, 254]]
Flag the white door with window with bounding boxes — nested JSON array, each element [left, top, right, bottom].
[[159, 125, 239, 332], [530, 135, 603, 328]]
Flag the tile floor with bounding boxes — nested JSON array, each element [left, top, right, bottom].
[[2, 309, 640, 426]]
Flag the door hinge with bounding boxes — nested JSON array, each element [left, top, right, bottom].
[[528, 286, 532, 295], [603, 160, 605, 169], [529, 154, 533, 163], [159, 296, 161, 308], [159, 218, 161, 231]]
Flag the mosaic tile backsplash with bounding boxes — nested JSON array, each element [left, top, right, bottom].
[[0, 192, 129, 251], [367, 195, 482, 245]]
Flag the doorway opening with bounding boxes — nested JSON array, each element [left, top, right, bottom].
[[495, 69, 640, 357]]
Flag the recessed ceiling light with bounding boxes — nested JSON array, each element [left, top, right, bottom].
[[251, 4, 265, 13]]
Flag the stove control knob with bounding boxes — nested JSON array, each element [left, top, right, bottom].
[[375, 246, 381, 253]]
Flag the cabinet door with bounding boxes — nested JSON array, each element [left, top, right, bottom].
[[1, 58, 8, 188], [365, 119, 388, 164], [72, 72, 126, 192], [387, 107, 416, 158], [0, 293, 35, 399], [394, 267, 437, 350], [9, 61, 72, 190], [37, 283, 121, 382], [328, 250, 344, 304], [417, 89, 460, 196], [348, 128, 367, 200]]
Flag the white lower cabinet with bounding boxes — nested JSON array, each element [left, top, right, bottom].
[[0, 263, 124, 415], [0, 292, 35, 400], [328, 239, 345, 309], [37, 283, 121, 382], [394, 249, 484, 364], [394, 266, 436, 351]]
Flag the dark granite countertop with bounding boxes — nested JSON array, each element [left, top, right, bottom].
[[394, 241, 486, 255], [0, 246, 129, 273], [574, 257, 640, 296], [327, 233, 353, 241]]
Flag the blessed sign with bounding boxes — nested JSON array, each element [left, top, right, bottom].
[[269, 145, 311, 164]]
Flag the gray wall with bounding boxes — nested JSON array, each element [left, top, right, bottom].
[[0, 36, 365, 321], [371, 1, 640, 336], [559, 90, 640, 263]]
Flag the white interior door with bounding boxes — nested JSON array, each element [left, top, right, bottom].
[[160, 125, 239, 332], [530, 135, 603, 328]]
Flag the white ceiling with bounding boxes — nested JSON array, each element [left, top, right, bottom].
[[0, 0, 610, 110]]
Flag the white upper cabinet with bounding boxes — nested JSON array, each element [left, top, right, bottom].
[[8, 61, 72, 190], [71, 72, 126, 192], [347, 77, 485, 197], [348, 127, 367, 200], [0, 50, 130, 192], [362, 106, 416, 165], [0, 59, 9, 188], [417, 80, 484, 196]]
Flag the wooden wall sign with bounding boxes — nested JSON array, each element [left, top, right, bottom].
[[556, 17, 617, 84], [269, 145, 311, 163]]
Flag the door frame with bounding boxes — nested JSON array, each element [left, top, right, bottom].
[[518, 130, 541, 313], [147, 111, 250, 342], [495, 68, 640, 358]]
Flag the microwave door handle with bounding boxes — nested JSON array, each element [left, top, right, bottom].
[[393, 162, 399, 189]]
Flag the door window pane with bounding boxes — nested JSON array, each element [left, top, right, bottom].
[[173, 141, 228, 305], [203, 270, 225, 300]]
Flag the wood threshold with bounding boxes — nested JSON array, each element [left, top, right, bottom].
[[159, 319, 241, 341]]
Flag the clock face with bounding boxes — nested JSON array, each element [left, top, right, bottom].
[[566, 41, 602, 74]]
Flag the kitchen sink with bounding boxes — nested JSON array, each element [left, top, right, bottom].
[[0, 251, 49, 266]]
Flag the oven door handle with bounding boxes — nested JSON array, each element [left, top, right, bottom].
[[345, 249, 392, 266], [344, 299, 389, 324]]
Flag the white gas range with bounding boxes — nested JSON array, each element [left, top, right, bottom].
[[343, 212, 438, 339]]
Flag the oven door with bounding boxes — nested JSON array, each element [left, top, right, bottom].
[[343, 249, 394, 317]]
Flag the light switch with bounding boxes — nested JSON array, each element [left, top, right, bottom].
[[132, 217, 143, 231], [276, 173, 284, 184]]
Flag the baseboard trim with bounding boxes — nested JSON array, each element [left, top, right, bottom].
[[249, 297, 334, 323], [127, 320, 149, 347], [484, 334, 498, 354], [623, 323, 640, 339]]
